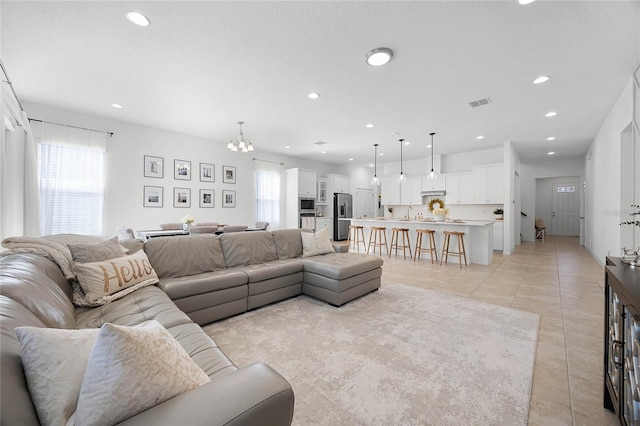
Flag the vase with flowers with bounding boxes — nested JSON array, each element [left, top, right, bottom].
[[181, 214, 195, 231], [428, 198, 449, 221], [620, 204, 640, 266]]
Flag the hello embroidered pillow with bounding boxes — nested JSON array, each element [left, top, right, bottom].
[[74, 249, 159, 304]]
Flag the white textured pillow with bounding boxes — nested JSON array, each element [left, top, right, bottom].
[[15, 327, 100, 426], [75, 249, 159, 303], [74, 321, 211, 426], [301, 227, 335, 257]]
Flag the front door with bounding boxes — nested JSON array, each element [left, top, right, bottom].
[[552, 183, 580, 236]]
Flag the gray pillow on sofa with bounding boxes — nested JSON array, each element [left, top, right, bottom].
[[68, 237, 127, 264]]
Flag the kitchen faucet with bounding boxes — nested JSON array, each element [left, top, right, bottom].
[[405, 205, 412, 219]]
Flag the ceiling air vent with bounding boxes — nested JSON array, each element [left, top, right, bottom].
[[314, 141, 328, 145], [468, 97, 492, 108]]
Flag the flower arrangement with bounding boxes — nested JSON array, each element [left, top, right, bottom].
[[620, 204, 640, 228], [181, 215, 195, 225], [427, 198, 445, 212]]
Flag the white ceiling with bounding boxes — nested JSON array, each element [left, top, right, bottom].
[[2, 1, 639, 166]]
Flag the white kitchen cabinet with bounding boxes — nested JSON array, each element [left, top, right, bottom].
[[285, 168, 317, 229], [445, 173, 474, 204], [316, 218, 333, 239], [473, 164, 504, 204], [317, 178, 328, 205], [493, 221, 503, 251], [401, 176, 423, 205], [327, 174, 350, 195], [421, 174, 446, 192], [380, 176, 400, 205], [297, 169, 317, 197]]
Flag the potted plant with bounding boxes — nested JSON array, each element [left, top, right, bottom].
[[493, 208, 504, 220]]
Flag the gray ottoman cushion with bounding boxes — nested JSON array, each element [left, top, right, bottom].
[[299, 253, 383, 280]]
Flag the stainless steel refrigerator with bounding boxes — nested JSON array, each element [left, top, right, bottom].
[[333, 193, 352, 240]]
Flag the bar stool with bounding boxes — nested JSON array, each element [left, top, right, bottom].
[[367, 226, 389, 256], [414, 229, 438, 263], [389, 228, 412, 259], [441, 231, 467, 267], [347, 225, 367, 252]]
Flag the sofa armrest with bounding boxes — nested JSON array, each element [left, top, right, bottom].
[[332, 242, 348, 253], [118, 363, 294, 426]]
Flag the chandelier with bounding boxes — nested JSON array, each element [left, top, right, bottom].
[[427, 132, 438, 181], [371, 143, 380, 186], [227, 121, 254, 153]]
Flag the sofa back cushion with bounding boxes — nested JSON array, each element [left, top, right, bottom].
[[0, 254, 76, 329], [0, 295, 47, 426], [271, 229, 303, 259], [219, 231, 278, 267], [144, 235, 226, 278]]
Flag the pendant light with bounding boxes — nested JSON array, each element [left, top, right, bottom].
[[398, 139, 406, 182], [371, 143, 381, 186], [427, 132, 438, 181], [227, 121, 254, 153]]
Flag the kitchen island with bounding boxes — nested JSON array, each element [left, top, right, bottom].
[[345, 218, 495, 265]]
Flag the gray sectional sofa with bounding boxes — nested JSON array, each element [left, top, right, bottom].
[[0, 228, 382, 425], [145, 229, 384, 325]]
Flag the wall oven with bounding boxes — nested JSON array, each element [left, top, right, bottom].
[[299, 213, 316, 231], [299, 197, 315, 212]]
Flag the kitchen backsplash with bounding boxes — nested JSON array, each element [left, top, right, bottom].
[[384, 204, 502, 221]]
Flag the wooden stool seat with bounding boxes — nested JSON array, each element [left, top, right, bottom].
[[389, 228, 412, 259], [415, 229, 438, 263], [441, 231, 467, 267], [347, 225, 367, 252], [367, 226, 388, 256]]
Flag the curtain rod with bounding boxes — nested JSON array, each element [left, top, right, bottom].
[[28, 118, 114, 137], [0, 59, 25, 113], [253, 158, 284, 166]]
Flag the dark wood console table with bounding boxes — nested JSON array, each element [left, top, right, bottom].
[[604, 257, 640, 424]]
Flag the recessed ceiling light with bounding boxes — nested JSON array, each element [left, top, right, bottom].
[[426, 144, 432, 148], [285, 146, 291, 149], [476, 135, 484, 140], [545, 111, 557, 117], [379, 152, 384, 156], [533, 75, 550, 84], [404, 141, 410, 146], [369, 163, 374, 167], [365, 47, 393, 67], [546, 137, 556, 141], [321, 151, 327, 154], [365, 123, 375, 128], [307, 92, 320, 99], [518, 0, 535, 5], [547, 151, 555, 155], [126, 11, 150, 27], [111, 103, 123, 109], [349, 158, 354, 161]]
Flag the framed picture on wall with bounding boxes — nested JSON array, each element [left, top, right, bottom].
[[143, 186, 163, 207], [200, 189, 215, 208], [174, 159, 191, 180], [173, 187, 191, 208], [222, 190, 236, 208], [200, 163, 215, 182], [144, 155, 164, 178], [222, 165, 236, 184]]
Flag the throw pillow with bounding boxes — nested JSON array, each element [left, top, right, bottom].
[[74, 321, 211, 426], [68, 236, 128, 264], [74, 249, 159, 304], [15, 327, 100, 426], [301, 227, 335, 257]]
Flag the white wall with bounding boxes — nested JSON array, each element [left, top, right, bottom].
[[441, 147, 503, 173], [519, 158, 584, 241], [584, 78, 634, 264], [23, 102, 339, 237], [503, 141, 521, 255]]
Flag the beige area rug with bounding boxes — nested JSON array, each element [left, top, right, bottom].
[[204, 282, 539, 425]]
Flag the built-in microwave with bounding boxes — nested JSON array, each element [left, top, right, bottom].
[[299, 197, 315, 212]]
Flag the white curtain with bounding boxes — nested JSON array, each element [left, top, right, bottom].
[[254, 159, 284, 229], [34, 122, 107, 236]]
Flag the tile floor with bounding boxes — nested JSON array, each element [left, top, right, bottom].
[[363, 235, 618, 426]]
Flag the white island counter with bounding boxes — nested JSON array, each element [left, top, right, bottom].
[[344, 218, 495, 265]]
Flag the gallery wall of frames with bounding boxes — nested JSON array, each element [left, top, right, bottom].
[[142, 155, 236, 209]]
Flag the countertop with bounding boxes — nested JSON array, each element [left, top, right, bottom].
[[343, 218, 494, 226]]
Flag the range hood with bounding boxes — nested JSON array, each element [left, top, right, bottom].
[[421, 190, 446, 197]]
